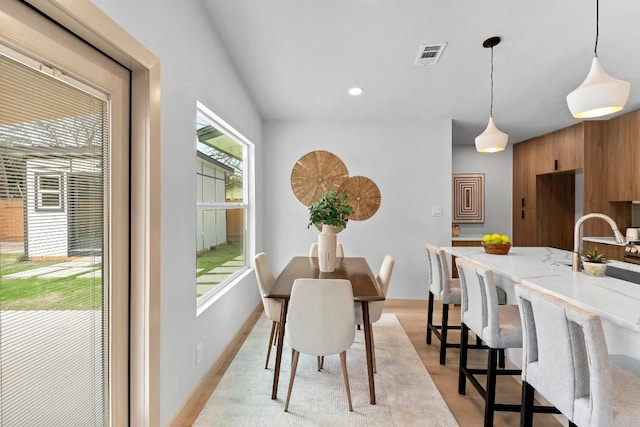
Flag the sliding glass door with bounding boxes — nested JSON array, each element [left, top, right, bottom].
[[0, 2, 130, 425]]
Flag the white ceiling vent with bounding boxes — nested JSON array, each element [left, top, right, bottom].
[[414, 42, 447, 66]]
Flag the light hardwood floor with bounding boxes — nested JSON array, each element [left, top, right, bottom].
[[182, 299, 563, 426]]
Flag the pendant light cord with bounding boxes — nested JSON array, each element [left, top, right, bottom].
[[490, 46, 494, 117], [482, 36, 501, 121], [594, 0, 599, 57]]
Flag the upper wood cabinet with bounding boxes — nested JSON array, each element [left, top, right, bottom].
[[536, 124, 584, 174], [604, 111, 640, 201], [514, 124, 585, 209], [513, 139, 537, 209]]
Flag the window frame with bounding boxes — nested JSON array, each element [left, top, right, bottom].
[[196, 102, 254, 313], [35, 172, 65, 211]]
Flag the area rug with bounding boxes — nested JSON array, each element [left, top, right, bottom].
[[193, 313, 459, 426]]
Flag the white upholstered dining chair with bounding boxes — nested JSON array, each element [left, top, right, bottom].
[[284, 278, 356, 412], [354, 254, 395, 373], [515, 283, 640, 427], [254, 253, 282, 369]]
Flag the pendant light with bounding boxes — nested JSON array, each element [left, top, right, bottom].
[[475, 36, 508, 153], [566, 0, 630, 118]]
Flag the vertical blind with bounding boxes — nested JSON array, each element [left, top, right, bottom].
[[0, 50, 108, 425]]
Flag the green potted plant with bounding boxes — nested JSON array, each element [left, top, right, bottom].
[[307, 189, 354, 232], [581, 246, 608, 277], [307, 190, 353, 272]]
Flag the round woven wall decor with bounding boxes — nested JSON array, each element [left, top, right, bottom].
[[338, 176, 381, 221], [291, 150, 349, 206]]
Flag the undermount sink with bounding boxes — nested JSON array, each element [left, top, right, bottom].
[[552, 262, 640, 284], [604, 265, 640, 285]]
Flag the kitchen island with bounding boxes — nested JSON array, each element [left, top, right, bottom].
[[442, 246, 640, 361]]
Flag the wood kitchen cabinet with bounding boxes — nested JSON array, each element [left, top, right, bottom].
[[581, 118, 631, 237], [511, 110, 640, 247], [582, 240, 625, 262], [513, 124, 583, 248], [513, 175, 574, 250], [604, 111, 640, 201], [536, 124, 584, 175], [513, 208, 537, 246], [513, 140, 538, 246], [513, 139, 537, 209], [451, 239, 482, 278], [536, 174, 575, 250]]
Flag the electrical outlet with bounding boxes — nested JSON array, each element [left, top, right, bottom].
[[196, 342, 203, 366], [431, 206, 443, 217]]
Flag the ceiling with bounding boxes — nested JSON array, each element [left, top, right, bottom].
[[200, 0, 640, 146]]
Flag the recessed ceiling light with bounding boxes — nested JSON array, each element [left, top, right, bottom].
[[348, 87, 363, 96]]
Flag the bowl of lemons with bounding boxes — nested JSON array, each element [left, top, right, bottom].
[[482, 233, 511, 255]]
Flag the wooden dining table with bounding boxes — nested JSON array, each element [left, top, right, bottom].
[[266, 256, 384, 404]]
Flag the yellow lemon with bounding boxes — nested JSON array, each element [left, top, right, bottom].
[[501, 235, 510, 244], [483, 234, 492, 243]]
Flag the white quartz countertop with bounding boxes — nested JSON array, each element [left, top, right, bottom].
[[442, 246, 640, 333]]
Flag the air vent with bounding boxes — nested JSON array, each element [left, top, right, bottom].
[[414, 42, 447, 66]]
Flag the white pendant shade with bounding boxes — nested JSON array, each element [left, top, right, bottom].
[[567, 57, 630, 119], [475, 116, 508, 153]]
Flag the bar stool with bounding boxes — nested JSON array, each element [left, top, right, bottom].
[[456, 258, 523, 427], [425, 244, 461, 365], [515, 283, 640, 427]]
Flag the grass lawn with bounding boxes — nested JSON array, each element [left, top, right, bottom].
[[1, 253, 102, 310], [0, 242, 243, 309], [0, 253, 59, 276], [196, 242, 243, 277]]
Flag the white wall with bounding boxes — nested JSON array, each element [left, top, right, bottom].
[[264, 120, 452, 299], [90, 1, 264, 424], [452, 145, 513, 237]]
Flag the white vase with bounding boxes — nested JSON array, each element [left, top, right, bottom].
[[318, 224, 337, 272]]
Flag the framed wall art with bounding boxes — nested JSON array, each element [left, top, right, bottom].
[[452, 173, 485, 223]]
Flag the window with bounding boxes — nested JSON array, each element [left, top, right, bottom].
[[35, 173, 64, 210], [196, 103, 251, 307]]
